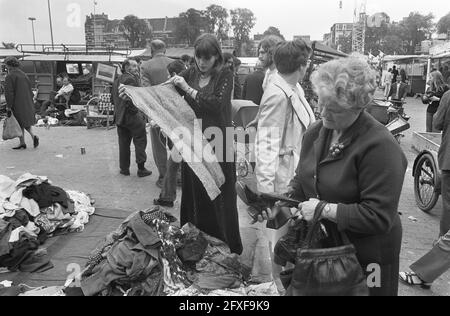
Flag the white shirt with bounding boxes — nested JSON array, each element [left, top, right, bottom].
[[57, 84, 74, 97]]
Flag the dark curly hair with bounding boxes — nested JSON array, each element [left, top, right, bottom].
[[4, 56, 20, 68]]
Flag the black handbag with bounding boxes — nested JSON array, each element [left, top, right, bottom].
[[283, 201, 369, 296]]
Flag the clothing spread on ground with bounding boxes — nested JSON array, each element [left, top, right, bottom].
[[0, 173, 95, 273], [77, 207, 276, 296], [123, 84, 225, 201]]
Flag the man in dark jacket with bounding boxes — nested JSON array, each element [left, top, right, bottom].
[[140, 40, 174, 188], [112, 58, 152, 178], [242, 63, 265, 105]]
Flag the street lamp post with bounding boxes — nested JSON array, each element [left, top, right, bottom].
[[47, 0, 54, 49], [28, 17, 36, 49]]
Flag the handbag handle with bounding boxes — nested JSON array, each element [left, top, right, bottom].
[[304, 201, 327, 248], [304, 201, 352, 248]]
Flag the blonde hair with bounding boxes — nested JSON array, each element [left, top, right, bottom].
[[311, 57, 377, 111]]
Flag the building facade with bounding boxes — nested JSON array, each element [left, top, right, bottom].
[[85, 14, 179, 48], [330, 23, 354, 49]]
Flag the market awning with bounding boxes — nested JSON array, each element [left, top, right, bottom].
[[21, 54, 126, 63]]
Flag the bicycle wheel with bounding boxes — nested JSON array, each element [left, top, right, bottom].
[[414, 153, 439, 213]]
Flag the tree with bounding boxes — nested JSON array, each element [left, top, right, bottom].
[[336, 34, 352, 54], [365, 21, 390, 55], [2, 42, 16, 49], [230, 8, 256, 56], [121, 15, 152, 48], [437, 12, 450, 35], [205, 4, 230, 42], [175, 9, 206, 45], [398, 12, 435, 54], [263, 26, 285, 40]]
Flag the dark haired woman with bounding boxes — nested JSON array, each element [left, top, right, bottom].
[[171, 34, 243, 254], [4, 57, 39, 150]]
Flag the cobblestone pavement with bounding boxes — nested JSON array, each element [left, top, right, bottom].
[[0, 89, 449, 295]]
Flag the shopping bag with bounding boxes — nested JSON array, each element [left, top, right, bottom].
[[2, 114, 23, 140]]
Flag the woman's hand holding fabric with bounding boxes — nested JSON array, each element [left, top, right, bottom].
[[172, 75, 190, 92]]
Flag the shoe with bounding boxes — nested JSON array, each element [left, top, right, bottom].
[[13, 144, 26, 150], [156, 178, 164, 188], [153, 198, 174, 208], [120, 170, 130, 176], [33, 136, 39, 148], [399, 272, 432, 289], [137, 168, 152, 178]]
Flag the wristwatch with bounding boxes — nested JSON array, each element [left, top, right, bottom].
[[323, 203, 332, 219]]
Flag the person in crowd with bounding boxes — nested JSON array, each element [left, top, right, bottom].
[[39, 75, 65, 116], [425, 70, 449, 133], [112, 58, 152, 178], [54, 76, 74, 103], [4, 57, 39, 150], [400, 67, 407, 83], [254, 39, 316, 292], [400, 90, 450, 289], [242, 61, 265, 105], [223, 52, 242, 99], [388, 74, 408, 104], [260, 57, 407, 296], [171, 34, 243, 254], [391, 65, 399, 84], [180, 54, 192, 69], [384, 68, 393, 100], [140, 40, 174, 188], [443, 65, 450, 84], [258, 35, 284, 91], [153, 59, 186, 208]]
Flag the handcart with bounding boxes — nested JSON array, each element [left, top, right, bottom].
[[412, 132, 442, 213]]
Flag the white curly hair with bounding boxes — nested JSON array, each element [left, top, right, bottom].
[[311, 57, 377, 111]]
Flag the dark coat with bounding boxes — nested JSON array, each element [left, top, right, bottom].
[[434, 90, 450, 171], [177, 66, 243, 255], [5, 68, 35, 128], [112, 72, 141, 127], [242, 69, 265, 105], [289, 111, 407, 296], [388, 82, 408, 100]]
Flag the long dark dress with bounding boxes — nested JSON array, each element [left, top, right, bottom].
[[5, 68, 35, 129], [178, 66, 243, 255]]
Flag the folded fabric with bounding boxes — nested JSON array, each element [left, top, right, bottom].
[[0, 219, 12, 257], [23, 183, 69, 209], [0, 176, 16, 200], [123, 85, 225, 200], [14, 174, 49, 188]]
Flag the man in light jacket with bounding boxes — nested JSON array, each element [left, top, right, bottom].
[[254, 40, 316, 293]]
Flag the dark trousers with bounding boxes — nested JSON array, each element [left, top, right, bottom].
[[440, 171, 450, 237], [159, 153, 180, 202], [410, 171, 450, 283], [117, 113, 147, 171], [410, 231, 450, 283], [426, 112, 439, 133], [150, 126, 167, 180]]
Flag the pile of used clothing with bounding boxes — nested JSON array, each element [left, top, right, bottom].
[[0, 173, 95, 273], [79, 207, 275, 296]]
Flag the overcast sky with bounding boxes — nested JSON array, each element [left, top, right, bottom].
[[0, 0, 448, 46]]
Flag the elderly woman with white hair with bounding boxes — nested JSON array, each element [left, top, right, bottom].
[[263, 57, 408, 296]]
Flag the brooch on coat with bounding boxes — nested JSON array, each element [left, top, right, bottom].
[[329, 143, 345, 158]]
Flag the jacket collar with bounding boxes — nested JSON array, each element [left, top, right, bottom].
[[313, 111, 368, 166], [272, 74, 315, 128]]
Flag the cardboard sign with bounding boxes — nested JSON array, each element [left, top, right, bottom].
[[96, 63, 116, 84]]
